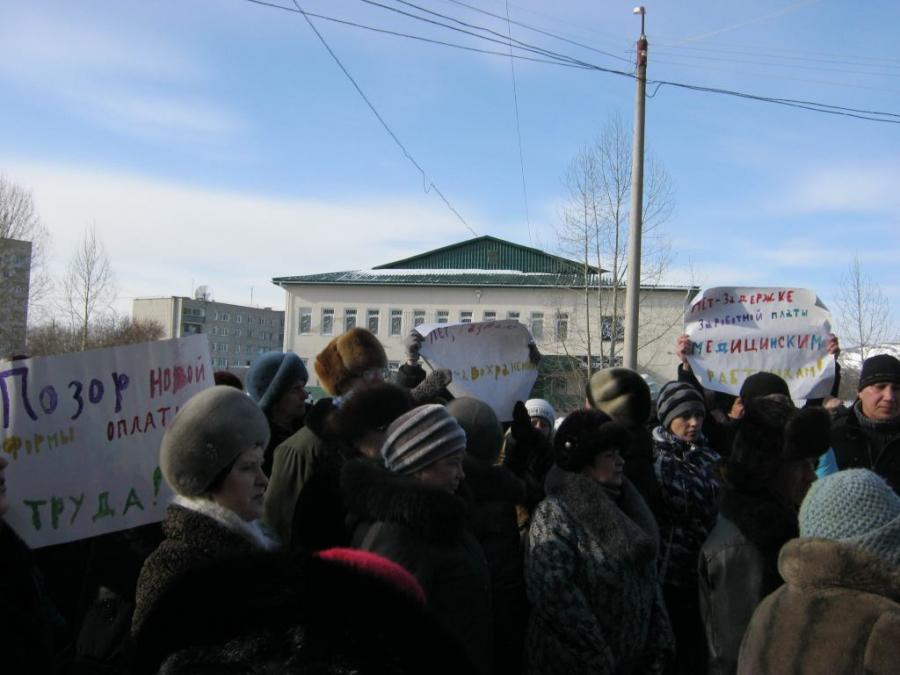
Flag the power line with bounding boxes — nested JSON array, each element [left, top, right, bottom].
[[287, 0, 479, 237], [653, 42, 900, 69], [505, 0, 532, 243], [239, 0, 900, 124]]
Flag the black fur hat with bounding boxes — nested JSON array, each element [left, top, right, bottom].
[[553, 409, 631, 473], [726, 398, 830, 488], [326, 382, 413, 444]]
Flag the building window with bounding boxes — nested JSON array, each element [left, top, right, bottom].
[[234, 329, 242, 337], [367, 309, 380, 334], [235, 345, 241, 354], [436, 310, 449, 324], [222, 343, 229, 353], [236, 314, 243, 323], [460, 311, 472, 324], [211, 326, 218, 336], [556, 312, 569, 341], [344, 308, 357, 331], [299, 308, 312, 334], [213, 311, 219, 320], [483, 311, 496, 322], [221, 328, 229, 337], [601, 316, 625, 342], [413, 310, 426, 327], [321, 308, 334, 335], [388, 360, 400, 378], [530, 312, 544, 339], [390, 309, 402, 336], [222, 312, 230, 322], [507, 311, 520, 322]]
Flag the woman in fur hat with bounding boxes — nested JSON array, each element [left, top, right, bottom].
[[738, 469, 900, 675], [698, 398, 829, 675], [341, 404, 494, 675], [524, 409, 674, 675], [132, 386, 276, 638], [650, 381, 721, 675]]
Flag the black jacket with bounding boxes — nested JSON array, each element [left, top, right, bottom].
[[831, 405, 900, 493]]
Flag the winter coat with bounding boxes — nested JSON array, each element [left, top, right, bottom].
[[133, 547, 477, 675], [651, 426, 721, 588], [698, 486, 799, 675], [132, 498, 275, 638], [265, 398, 356, 549], [524, 469, 674, 675], [501, 425, 554, 536], [462, 457, 529, 675], [831, 403, 900, 493], [737, 538, 900, 675], [342, 458, 494, 675], [0, 520, 56, 675]]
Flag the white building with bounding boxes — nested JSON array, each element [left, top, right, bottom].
[[133, 294, 285, 370], [275, 236, 695, 411]]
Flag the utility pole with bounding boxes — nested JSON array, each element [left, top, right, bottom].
[[623, 6, 648, 370]]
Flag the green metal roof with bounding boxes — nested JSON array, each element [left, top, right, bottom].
[[373, 235, 601, 274], [273, 270, 607, 288]]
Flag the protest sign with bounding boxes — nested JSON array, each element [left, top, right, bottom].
[[417, 320, 538, 421], [0, 334, 212, 548], [684, 287, 834, 400]]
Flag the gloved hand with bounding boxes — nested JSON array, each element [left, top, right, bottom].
[[527, 341, 542, 366], [511, 400, 533, 441], [405, 330, 424, 362]]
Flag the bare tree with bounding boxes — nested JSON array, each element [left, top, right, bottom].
[[555, 113, 677, 385], [62, 225, 116, 350], [27, 314, 164, 357], [835, 256, 895, 360], [0, 174, 52, 320]]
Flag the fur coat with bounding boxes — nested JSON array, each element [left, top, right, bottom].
[[524, 469, 674, 675], [342, 458, 494, 675], [738, 538, 900, 675], [132, 498, 276, 638], [699, 486, 799, 675], [133, 549, 477, 675]]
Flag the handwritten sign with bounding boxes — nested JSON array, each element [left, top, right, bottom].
[[416, 320, 538, 421], [0, 335, 212, 548], [684, 287, 834, 400]]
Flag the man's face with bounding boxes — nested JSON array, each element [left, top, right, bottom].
[[859, 382, 900, 421], [272, 380, 309, 424]]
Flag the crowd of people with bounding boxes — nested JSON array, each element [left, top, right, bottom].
[[2, 325, 900, 674]]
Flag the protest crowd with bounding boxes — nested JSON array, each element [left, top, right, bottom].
[[2, 318, 900, 675]]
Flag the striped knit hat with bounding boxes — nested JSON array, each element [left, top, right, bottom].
[[800, 468, 900, 568], [381, 404, 467, 475], [657, 381, 705, 431]]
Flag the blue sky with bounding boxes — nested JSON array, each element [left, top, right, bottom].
[[1, 0, 898, 337]]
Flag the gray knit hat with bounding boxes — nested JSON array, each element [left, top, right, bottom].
[[525, 398, 556, 427], [587, 368, 651, 426], [657, 381, 705, 431], [446, 397, 502, 465], [381, 404, 467, 475], [800, 469, 900, 568], [246, 352, 308, 415], [160, 386, 270, 497]]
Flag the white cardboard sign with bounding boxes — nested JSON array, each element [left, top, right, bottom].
[[684, 286, 834, 400], [416, 320, 538, 421], [0, 335, 212, 548]]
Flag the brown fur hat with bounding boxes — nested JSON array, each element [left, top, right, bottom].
[[315, 327, 388, 395]]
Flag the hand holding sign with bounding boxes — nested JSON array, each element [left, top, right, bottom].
[[416, 320, 538, 421]]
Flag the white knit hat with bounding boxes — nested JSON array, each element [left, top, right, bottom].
[[799, 469, 900, 568], [381, 404, 467, 475], [525, 398, 556, 426]]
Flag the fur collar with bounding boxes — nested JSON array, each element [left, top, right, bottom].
[[779, 538, 900, 602], [719, 485, 798, 554], [341, 458, 466, 543], [544, 466, 659, 566], [173, 496, 278, 551]]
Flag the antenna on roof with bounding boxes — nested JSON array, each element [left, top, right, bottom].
[[194, 285, 213, 302]]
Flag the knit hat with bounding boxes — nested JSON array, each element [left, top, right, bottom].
[[799, 469, 900, 568], [246, 352, 308, 414], [525, 398, 556, 427], [316, 548, 426, 606], [739, 371, 790, 402], [859, 354, 900, 391], [446, 397, 503, 465], [315, 328, 387, 396], [381, 404, 467, 475], [656, 381, 706, 431], [587, 368, 652, 426], [160, 386, 270, 497], [554, 408, 631, 473]]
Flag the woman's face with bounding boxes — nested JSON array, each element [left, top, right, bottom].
[[586, 448, 625, 487], [669, 413, 704, 442], [210, 447, 268, 521], [530, 416, 552, 439], [415, 451, 465, 494], [0, 455, 8, 517]]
